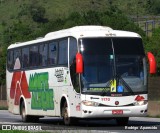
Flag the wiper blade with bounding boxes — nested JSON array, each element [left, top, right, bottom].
[[116, 75, 134, 95], [101, 82, 111, 96], [101, 75, 134, 96]]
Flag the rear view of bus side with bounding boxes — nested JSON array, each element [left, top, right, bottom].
[[6, 26, 156, 125]]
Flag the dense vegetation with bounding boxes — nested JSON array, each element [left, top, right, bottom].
[[0, 0, 160, 85]]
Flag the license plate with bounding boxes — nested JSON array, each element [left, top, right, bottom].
[[112, 110, 123, 115]]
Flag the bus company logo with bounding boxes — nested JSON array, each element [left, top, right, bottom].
[[10, 71, 31, 105], [115, 101, 119, 105]]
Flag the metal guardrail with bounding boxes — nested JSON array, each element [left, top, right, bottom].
[[138, 20, 160, 36], [129, 16, 160, 36]]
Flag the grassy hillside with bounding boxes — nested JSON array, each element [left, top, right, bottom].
[[0, 0, 157, 47], [0, 0, 158, 31], [0, 0, 110, 24], [0, 0, 111, 45]]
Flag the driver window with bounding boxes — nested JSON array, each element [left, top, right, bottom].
[[69, 37, 79, 93]]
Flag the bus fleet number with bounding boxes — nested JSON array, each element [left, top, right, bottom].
[[101, 98, 110, 101]]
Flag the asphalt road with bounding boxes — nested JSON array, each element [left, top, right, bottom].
[[0, 110, 160, 133]]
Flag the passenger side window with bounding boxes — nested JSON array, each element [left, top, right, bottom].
[[7, 50, 14, 70], [39, 44, 48, 66], [22, 47, 29, 68], [48, 42, 57, 65], [58, 39, 68, 65], [13, 49, 21, 70], [30, 45, 39, 67]]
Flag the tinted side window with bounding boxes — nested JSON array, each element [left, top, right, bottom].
[[58, 39, 68, 65], [48, 42, 57, 65], [39, 43, 48, 66], [13, 49, 21, 70], [30, 45, 39, 67], [22, 47, 29, 68], [69, 37, 77, 65], [7, 50, 14, 70], [69, 37, 80, 93]]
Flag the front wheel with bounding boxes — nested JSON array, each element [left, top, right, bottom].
[[116, 117, 129, 126], [62, 102, 77, 125]]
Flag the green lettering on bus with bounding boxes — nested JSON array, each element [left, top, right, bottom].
[[29, 72, 54, 110]]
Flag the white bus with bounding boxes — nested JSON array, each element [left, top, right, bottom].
[[7, 26, 156, 125]]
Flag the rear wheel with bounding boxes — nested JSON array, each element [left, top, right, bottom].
[[116, 117, 129, 126], [20, 101, 30, 122], [62, 101, 77, 125], [20, 101, 39, 122]]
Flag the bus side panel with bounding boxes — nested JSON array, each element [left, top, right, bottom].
[[25, 69, 56, 116], [7, 66, 82, 118], [7, 71, 31, 114], [67, 88, 82, 118], [53, 67, 82, 118], [7, 71, 15, 113]]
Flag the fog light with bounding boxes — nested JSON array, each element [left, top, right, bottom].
[[83, 110, 87, 113], [89, 111, 92, 114]]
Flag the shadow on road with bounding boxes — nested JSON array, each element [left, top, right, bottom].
[[36, 117, 160, 130]]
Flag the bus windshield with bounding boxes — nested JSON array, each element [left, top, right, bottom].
[[79, 37, 147, 96]]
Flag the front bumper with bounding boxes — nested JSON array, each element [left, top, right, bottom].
[[81, 104, 148, 118]]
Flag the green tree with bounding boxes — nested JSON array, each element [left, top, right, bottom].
[[30, 5, 46, 22], [145, 28, 160, 74], [148, 0, 160, 15], [0, 46, 7, 85], [63, 12, 85, 28]]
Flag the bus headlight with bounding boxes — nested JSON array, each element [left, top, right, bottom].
[[82, 100, 100, 106], [134, 100, 148, 106]]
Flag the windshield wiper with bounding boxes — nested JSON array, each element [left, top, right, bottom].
[[101, 74, 134, 96], [101, 82, 111, 96], [116, 74, 134, 95]]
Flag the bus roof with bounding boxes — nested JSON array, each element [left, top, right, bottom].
[[8, 25, 141, 49]]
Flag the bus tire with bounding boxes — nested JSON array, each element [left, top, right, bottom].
[[20, 101, 30, 122], [62, 101, 76, 125], [116, 117, 129, 126]]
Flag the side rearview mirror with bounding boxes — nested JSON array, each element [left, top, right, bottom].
[[147, 52, 156, 74], [76, 53, 83, 73]]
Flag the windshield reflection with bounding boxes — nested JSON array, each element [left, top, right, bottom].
[[79, 37, 147, 95]]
